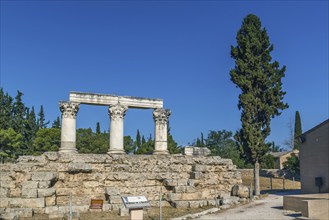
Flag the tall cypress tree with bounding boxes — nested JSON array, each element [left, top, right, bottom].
[[96, 122, 101, 134], [230, 14, 288, 195], [12, 91, 26, 134], [294, 111, 302, 150], [52, 117, 61, 129], [136, 129, 141, 148], [0, 88, 14, 130], [37, 105, 49, 129]]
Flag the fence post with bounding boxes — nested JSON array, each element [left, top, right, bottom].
[[270, 177, 273, 190], [283, 177, 285, 190], [292, 177, 295, 189]]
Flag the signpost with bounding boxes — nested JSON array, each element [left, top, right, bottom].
[[121, 196, 150, 220]]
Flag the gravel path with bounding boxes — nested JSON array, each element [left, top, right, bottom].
[[197, 194, 301, 220]]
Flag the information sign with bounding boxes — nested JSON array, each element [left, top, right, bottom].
[[121, 196, 150, 209]]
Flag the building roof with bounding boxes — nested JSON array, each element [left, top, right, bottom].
[[270, 151, 290, 158], [302, 119, 329, 137]]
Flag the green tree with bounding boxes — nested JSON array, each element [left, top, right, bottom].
[[294, 111, 302, 150], [76, 128, 108, 154], [33, 128, 61, 155], [37, 105, 49, 129], [52, 117, 61, 128], [12, 91, 26, 134], [0, 88, 13, 130], [230, 14, 288, 195], [124, 136, 134, 154], [135, 129, 141, 149], [135, 134, 154, 154], [283, 154, 300, 176], [96, 122, 101, 134], [206, 130, 246, 168], [167, 125, 181, 154], [141, 135, 146, 145], [0, 128, 23, 161], [260, 154, 276, 169], [23, 107, 38, 153]]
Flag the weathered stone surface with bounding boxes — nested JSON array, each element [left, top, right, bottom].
[[231, 184, 249, 198], [22, 188, 38, 198], [32, 172, 57, 181], [3, 208, 33, 217], [46, 196, 56, 206], [38, 181, 52, 188], [11, 198, 45, 208], [43, 152, 59, 161], [68, 163, 92, 173], [221, 196, 240, 206], [38, 188, 56, 197], [22, 181, 38, 189], [105, 187, 120, 196], [0, 188, 8, 197], [1, 154, 241, 216]]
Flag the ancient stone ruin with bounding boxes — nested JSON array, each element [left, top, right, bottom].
[[0, 92, 243, 219]]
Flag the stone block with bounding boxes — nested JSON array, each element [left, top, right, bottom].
[[83, 181, 101, 188], [190, 172, 203, 180], [4, 208, 33, 217], [173, 186, 185, 193], [192, 165, 207, 172], [0, 187, 8, 197], [46, 196, 56, 206], [43, 152, 59, 161], [105, 187, 120, 196], [0, 180, 15, 188], [32, 172, 57, 181], [0, 198, 10, 208], [163, 179, 177, 187], [22, 181, 38, 189], [102, 203, 111, 211], [9, 188, 21, 197], [177, 179, 188, 186], [56, 195, 90, 206], [11, 198, 45, 208], [45, 205, 59, 214], [38, 181, 51, 188], [68, 163, 92, 173], [0, 172, 12, 181], [188, 201, 200, 208], [109, 195, 122, 204], [231, 184, 249, 198], [38, 188, 56, 197], [22, 188, 38, 198], [166, 192, 202, 201], [172, 201, 189, 208], [221, 196, 240, 206], [119, 207, 129, 216]]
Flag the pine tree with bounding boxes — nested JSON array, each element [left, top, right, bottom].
[[52, 117, 61, 128], [201, 132, 204, 147], [136, 129, 141, 148], [37, 105, 49, 129], [230, 14, 288, 195], [294, 111, 302, 150], [0, 88, 13, 130], [141, 135, 146, 145], [96, 122, 101, 134], [167, 125, 181, 154], [12, 91, 26, 134]]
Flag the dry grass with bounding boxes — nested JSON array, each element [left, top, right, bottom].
[[242, 175, 301, 191]]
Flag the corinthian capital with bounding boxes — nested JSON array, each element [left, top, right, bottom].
[[59, 101, 80, 119], [153, 108, 171, 124], [108, 104, 128, 121]]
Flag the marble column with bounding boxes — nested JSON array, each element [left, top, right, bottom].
[[108, 104, 128, 154], [153, 108, 171, 154], [59, 101, 80, 153]]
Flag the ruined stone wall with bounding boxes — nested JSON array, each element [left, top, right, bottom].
[[0, 152, 241, 219]]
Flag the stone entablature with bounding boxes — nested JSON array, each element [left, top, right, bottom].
[[69, 91, 163, 109], [0, 153, 242, 219]]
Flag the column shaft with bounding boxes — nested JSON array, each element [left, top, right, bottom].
[[153, 108, 171, 154], [108, 104, 128, 154], [59, 102, 80, 153]]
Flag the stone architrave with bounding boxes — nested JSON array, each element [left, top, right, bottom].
[[59, 101, 80, 153], [153, 108, 171, 154], [108, 104, 128, 154]]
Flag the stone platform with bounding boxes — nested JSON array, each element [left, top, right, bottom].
[[0, 153, 242, 219]]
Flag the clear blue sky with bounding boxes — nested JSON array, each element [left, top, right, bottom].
[[1, 1, 328, 148]]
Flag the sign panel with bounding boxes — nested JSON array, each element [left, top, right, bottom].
[[121, 196, 150, 209], [90, 199, 103, 209]]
